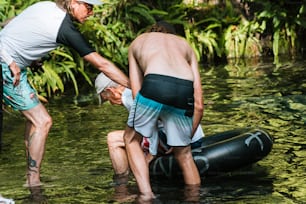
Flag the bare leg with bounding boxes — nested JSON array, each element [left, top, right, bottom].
[[107, 130, 129, 175], [123, 126, 154, 200], [22, 103, 52, 187], [173, 146, 200, 185], [107, 130, 129, 185]]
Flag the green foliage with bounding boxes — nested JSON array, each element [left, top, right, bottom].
[[0, 0, 15, 22], [140, 1, 226, 63], [27, 47, 91, 97], [0, 0, 39, 22], [78, 0, 157, 73], [181, 1, 241, 62], [224, 19, 263, 59], [252, 0, 306, 63], [2, 0, 306, 98], [185, 18, 222, 62]]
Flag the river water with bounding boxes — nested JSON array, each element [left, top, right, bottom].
[[1, 57, 306, 203]]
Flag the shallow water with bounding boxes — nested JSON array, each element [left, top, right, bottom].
[[1, 57, 306, 203]]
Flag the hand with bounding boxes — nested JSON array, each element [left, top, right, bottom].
[[165, 147, 173, 154], [144, 153, 155, 165], [9, 61, 21, 86]]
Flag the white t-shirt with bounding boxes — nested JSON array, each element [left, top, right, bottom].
[[0, 1, 94, 68]]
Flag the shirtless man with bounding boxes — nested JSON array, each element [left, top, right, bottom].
[[95, 73, 205, 185], [124, 21, 204, 201]]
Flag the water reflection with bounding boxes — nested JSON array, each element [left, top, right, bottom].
[[110, 184, 137, 203], [21, 186, 47, 204], [1, 58, 306, 203], [183, 184, 201, 203]]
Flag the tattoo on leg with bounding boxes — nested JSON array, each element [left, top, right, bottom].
[[27, 132, 38, 173], [27, 153, 38, 173]]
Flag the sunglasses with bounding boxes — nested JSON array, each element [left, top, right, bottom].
[[84, 3, 93, 11], [77, 1, 94, 11]]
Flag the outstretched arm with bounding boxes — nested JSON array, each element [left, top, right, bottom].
[[84, 52, 130, 88]]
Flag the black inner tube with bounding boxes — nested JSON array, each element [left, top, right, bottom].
[[149, 128, 273, 178]]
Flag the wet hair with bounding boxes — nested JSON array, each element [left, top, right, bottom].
[[146, 21, 177, 34]]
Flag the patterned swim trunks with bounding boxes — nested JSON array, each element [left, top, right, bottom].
[[1, 63, 39, 111]]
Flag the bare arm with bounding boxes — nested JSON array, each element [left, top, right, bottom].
[[9, 61, 21, 86], [83, 52, 130, 88], [128, 42, 144, 98], [0, 48, 20, 86], [189, 47, 204, 137]]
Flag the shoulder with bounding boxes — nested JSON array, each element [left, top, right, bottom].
[[130, 33, 148, 46], [136, 33, 150, 39], [27, 1, 58, 11], [129, 33, 146, 54], [168, 34, 188, 44], [19, 1, 65, 20]]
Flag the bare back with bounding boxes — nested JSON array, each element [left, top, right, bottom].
[[128, 31, 203, 135], [129, 32, 197, 81], [127, 31, 203, 191]]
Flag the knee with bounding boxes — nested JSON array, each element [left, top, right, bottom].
[[107, 131, 125, 148], [173, 146, 192, 160], [123, 127, 139, 144], [43, 115, 52, 130], [36, 114, 52, 132], [107, 132, 117, 147]]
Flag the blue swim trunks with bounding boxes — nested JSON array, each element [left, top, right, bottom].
[[127, 74, 195, 147], [1, 63, 40, 111]]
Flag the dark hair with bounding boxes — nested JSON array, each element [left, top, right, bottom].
[[146, 21, 176, 34]]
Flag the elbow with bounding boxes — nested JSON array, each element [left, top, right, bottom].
[[198, 106, 204, 114], [196, 107, 204, 118], [195, 103, 204, 116]]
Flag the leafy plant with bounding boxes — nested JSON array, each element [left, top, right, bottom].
[[28, 46, 91, 98], [252, 0, 306, 63], [224, 18, 264, 59], [185, 17, 222, 62], [2, 0, 306, 99], [79, 0, 157, 72]]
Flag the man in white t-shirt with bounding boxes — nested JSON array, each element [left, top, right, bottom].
[[0, 0, 129, 187], [95, 73, 205, 185]]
